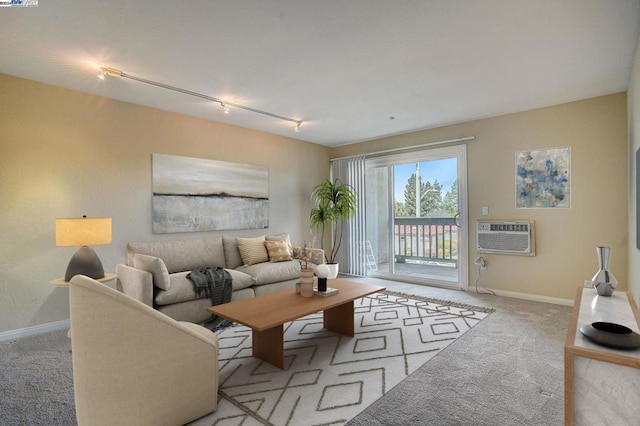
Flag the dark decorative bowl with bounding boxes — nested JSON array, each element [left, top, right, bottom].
[[579, 321, 640, 350]]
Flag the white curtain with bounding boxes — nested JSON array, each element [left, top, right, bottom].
[[331, 157, 366, 276]]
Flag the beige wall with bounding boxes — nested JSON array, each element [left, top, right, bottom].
[[332, 93, 628, 301], [0, 71, 630, 334], [628, 34, 640, 304], [0, 73, 329, 334]]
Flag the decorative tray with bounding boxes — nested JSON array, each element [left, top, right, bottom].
[[579, 321, 640, 350], [313, 287, 338, 297]]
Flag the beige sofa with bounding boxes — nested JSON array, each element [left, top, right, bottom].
[[69, 274, 219, 425], [116, 232, 323, 324]]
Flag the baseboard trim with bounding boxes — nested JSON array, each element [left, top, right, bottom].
[[0, 319, 70, 342], [490, 289, 574, 306]]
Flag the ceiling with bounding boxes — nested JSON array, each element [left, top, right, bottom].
[[1, 1, 639, 147]]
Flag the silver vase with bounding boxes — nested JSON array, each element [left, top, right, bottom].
[[591, 246, 617, 297]]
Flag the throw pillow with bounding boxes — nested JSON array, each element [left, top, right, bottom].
[[264, 239, 293, 262], [266, 232, 292, 246], [236, 235, 269, 266], [132, 253, 171, 290], [266, 232, 293, 257], [225, 268, 256, 290]]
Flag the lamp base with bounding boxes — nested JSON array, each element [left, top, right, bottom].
[[317, 277, 327, 292], [64, 246, 105, 282]]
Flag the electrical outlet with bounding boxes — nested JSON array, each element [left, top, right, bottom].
[[482, 206, 489, 216], [474, 256, 487, 270], [584, 280, 593, 288]]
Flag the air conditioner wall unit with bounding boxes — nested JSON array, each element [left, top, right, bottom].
[[476, 220, 535, 256]]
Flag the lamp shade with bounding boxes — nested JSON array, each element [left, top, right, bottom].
[[55, 217, 112, 247], [315, 264, 330, 279]]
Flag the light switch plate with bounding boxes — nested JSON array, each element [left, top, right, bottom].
[[482, 206, 489, 216]]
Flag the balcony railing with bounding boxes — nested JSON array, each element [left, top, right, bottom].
[[394, 217, 458, 265]]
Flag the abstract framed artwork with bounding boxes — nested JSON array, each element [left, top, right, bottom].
[[516, 147, 570, 209], [152, 153, 269, 233]]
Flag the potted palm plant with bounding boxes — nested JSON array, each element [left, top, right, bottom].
[[310, 178, 357, 278]]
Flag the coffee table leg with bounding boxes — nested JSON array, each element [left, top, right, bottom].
[[252, 325, 284, 369], [324, 301, 355, 336]]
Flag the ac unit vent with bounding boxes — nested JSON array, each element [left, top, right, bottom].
[[477, 220, 535, 256]]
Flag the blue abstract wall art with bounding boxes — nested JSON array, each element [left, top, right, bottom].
[[516, 147, 570, 209]]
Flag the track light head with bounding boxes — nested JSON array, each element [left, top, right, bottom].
[[98, 67, 123, 79], [221, 103, 230, 114]]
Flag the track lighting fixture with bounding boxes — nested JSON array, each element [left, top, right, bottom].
[[98, 66, 302, 131]]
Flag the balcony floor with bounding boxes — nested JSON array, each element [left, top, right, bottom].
[[371, 261, 458, 283]]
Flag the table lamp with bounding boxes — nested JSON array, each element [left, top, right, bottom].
[[56, 216, 112, 281]]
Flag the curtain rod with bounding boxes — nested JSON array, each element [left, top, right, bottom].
[[330, 136, 475, 162]]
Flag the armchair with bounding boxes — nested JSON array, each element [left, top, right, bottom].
[[69, 275, 219, 425]]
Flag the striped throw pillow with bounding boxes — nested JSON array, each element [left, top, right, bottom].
[[264, 239, 293, 262], [235, 236, 269, 266]]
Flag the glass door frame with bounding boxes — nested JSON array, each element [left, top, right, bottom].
[[365, 144, 469, 291]]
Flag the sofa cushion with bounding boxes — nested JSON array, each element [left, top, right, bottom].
[[236, 236, 269, 266], [236, 260, 300, 285], [223, 236, 243, 269], [155, 269, 256, 306], [226, 269, 257, 290], [132, 254, 171, 290], [264, 240, 293, 262], [127, 237, 225, 274]]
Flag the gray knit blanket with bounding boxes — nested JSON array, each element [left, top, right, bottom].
[[187, 266, 233, 330]]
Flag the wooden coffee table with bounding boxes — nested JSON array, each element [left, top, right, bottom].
[[207, 278, 385, 369]]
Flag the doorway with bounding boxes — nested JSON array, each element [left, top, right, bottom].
[[364, 144, 468, 290]]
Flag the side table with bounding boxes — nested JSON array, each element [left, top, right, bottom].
[[51, 273, 117, 339], [51, 273, 117, 287], [564, 286, 640, 425]]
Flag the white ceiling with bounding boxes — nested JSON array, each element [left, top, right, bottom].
[[1, 1, 639, 146]]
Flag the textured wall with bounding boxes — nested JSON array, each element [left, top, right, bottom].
[[0, 73, 329, 334], [331, 93, 629, 301]]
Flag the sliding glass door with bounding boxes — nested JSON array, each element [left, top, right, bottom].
[[364, 145, 468, 290]]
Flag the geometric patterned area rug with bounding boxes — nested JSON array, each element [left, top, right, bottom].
[[189, 291, 494, 426]]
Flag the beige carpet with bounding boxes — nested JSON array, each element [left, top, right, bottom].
[[189, 291, 494, 425], [346, 281, 572, 426]]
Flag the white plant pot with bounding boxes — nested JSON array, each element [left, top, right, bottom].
[[325, 263, 339, 279]]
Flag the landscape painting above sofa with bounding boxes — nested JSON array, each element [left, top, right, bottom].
[[152, 153, 269, 233]]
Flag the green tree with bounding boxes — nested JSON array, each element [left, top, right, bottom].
[[442, 179, 458, 216], [422, 179, 443, 216], [394, 201, 408, 217], [403, 174, 443, 217], [403, 173, 419, 217]]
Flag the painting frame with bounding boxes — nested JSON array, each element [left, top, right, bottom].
[[515, 147, 570, 209], [152, 153, 269, 233]]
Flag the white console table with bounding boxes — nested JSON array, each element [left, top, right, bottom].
[[565, 287, 640, 425]]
